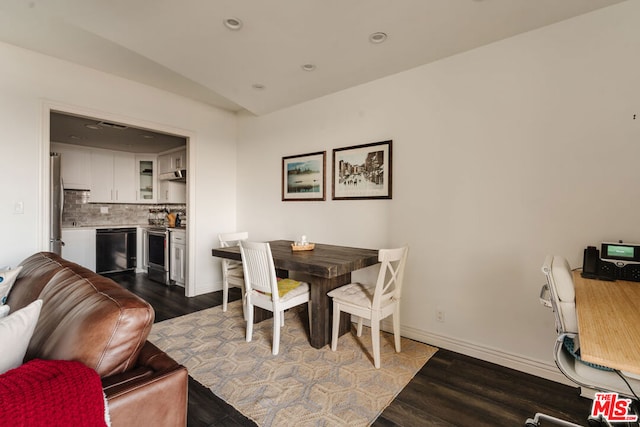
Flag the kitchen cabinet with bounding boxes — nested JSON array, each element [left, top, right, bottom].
[[52, 143, 91, 190], [159, 180, 186, 204], [136, 155, 157, 203], [170, 229, 186, 286], [61, 228, 96, 271], [159, 149, 186, 174], [90, 150, 136, 203]]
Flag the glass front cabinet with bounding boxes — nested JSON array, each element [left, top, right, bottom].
[[136, 155, 157, 203]]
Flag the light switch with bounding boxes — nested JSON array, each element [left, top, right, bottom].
[[13, 201, 24, 214], [100, 206, 109, 214]]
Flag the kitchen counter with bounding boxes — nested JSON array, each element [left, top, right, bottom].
[[62, 224, 144, 230]]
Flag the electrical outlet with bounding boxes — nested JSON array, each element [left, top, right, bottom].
[[436, 309, 445, 323]]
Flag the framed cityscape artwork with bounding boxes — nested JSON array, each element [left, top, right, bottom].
[[282, 151, 326, 201], [332, 140, 392, 200]]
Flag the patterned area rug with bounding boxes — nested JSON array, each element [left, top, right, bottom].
[[148, 300, 437, 426]]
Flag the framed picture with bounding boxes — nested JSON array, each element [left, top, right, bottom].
[[332, 140, 392, 200], [282, 151, 326, 201]]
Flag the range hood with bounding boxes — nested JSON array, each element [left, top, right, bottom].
[[159, 169, 187, 182]]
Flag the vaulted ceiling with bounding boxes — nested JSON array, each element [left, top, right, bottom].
[[0, 0, 627, 116]]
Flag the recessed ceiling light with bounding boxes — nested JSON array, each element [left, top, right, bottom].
[[85, 124, 101, 130], [369, 32, 387, 44], [224, 17, 243, 30], [301, 63, 316, 72], [252, 83, 265, 90]]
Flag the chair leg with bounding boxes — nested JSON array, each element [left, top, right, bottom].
[[246, 302, 254, 343], [240, 284, 247, 321], [356, 317, 363, 337], [273, 309, 281, 355], [307, 300, 312, 336], [331, 301, 340, 351], [393, 308, 401, 353], [222, 280, 229, 312], [372, 317, 381, 369]]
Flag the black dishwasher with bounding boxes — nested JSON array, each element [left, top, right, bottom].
[[96, 228, 137, 274]]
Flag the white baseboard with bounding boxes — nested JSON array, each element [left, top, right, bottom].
[[376, 319, 576, 388]]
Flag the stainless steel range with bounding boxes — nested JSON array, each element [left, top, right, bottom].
[[147, 227, 169, 285]]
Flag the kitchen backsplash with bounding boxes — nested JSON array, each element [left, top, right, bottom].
[[63, 190, 186, 227]]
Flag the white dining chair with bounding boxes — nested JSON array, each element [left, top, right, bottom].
[[218, 232, 249, 315], [239, 241, 311, 355], [328, 246, 408, 368]]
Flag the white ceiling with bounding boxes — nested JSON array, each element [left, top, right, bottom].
[[0, 0, 627, 116]]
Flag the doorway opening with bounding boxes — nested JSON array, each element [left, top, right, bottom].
[[46, 107, 192, 295]]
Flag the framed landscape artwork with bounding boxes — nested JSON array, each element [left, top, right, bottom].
[[332, 140, 392, 200], [282, 151, 326, 201]]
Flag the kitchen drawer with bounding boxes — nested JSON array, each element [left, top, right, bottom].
[[170, 230, 186, 244]]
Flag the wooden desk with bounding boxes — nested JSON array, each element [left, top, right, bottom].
[[212, 240, 379, 349], [573, 271, 640, 375]]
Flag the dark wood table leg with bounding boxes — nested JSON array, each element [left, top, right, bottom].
[[298, 272, 351, 349]]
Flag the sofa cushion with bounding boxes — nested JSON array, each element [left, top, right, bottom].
[[1, 266, 23, 305], [9, 252, 155, 378], [0, 299, 42, 374]]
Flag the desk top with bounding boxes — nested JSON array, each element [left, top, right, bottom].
[[212, 240, 379, 279], [573, 271, 640, 375]]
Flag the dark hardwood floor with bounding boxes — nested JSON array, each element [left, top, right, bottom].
[[108, 272, 593, 427]]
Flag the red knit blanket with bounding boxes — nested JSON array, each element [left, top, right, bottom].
[[0, 359, 108, 427]]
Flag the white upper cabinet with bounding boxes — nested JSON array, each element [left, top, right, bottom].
[[90, 150, 136, 203], [159, 180, 187, 204], [158, 148, 187, 203], [52, 143, 91, 190], [136, 155, 157, 203], [158, 148, 186, 173]]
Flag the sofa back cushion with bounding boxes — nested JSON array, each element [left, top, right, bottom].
[[7, 252, 154, 378]]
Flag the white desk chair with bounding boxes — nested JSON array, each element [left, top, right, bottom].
[[239, 241, 311, 355], [328, 246, 408, 369], [218, 232, 248, 315], [526, 255, 640, 427]]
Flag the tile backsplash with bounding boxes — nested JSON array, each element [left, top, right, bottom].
[[62, 190, 186, 227]]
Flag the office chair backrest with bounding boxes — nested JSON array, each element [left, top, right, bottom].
[[542, 255, 578, 334]]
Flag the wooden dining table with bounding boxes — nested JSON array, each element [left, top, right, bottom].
[[573, 271, 640, 375], [212, 240, 379, 349]]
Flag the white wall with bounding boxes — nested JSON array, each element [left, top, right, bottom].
[[0, 41, 237, 295], [236, 1, 640, 381]]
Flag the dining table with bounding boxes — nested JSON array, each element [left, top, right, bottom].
[[212, 239, 379, 349]]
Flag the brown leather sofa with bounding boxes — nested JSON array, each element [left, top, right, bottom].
[[6, 252, 188, 426]]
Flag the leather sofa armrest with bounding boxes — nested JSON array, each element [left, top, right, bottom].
[[103, 342, 187, 427]]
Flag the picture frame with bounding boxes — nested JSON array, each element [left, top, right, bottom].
[[332, 140, 392, 200], [282, 151, 326, 201]]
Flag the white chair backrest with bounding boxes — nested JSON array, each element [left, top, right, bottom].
[[218, 231, 249, 248], [239, 241, 280, 301], [372, 246, 408, 309], [541, 255, 578, 334]]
